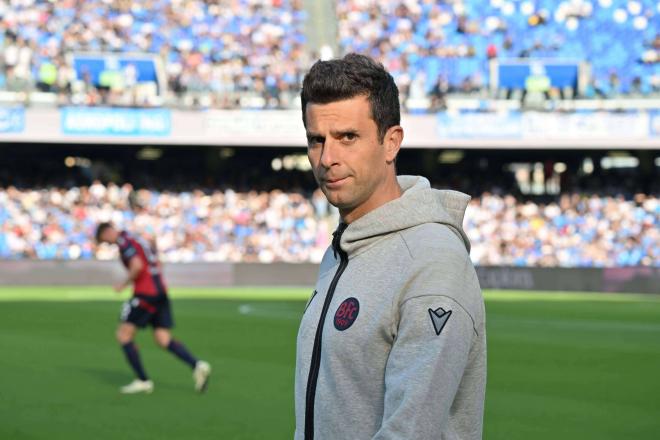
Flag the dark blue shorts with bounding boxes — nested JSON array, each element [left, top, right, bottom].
[[120, 294, 174, 329]]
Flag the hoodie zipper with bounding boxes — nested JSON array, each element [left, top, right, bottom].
[[304, 223, 348, 440]]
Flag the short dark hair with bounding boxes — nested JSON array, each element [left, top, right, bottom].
[[95, 222, 113, 243], [301, 53, 400, 142]]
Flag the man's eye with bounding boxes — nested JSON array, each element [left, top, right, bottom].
[[343, 133, 357, 141]]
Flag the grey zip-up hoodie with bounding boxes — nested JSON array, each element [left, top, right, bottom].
[[295, 175, 486, 440]]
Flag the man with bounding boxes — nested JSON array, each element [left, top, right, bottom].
[[96, 222, 211, 394], [295, 54, 486, 439]]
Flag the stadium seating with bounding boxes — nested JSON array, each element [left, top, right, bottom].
[[337, 0, 659, 105], [0, 0, 308, 108], [0, 0, 657, 108], [466, 192, 659, 267], [0, 184, 657, 267]]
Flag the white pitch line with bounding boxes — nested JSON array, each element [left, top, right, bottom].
[[237, 303, 302, 320]]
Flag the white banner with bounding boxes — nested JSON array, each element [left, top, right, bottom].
[[0, 107, 657, 149]]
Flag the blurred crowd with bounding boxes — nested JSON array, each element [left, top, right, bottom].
[[337, 0, 659, 107], [0, 182, 334, 263], [466, 192, 659, 267], [0, 0, 308, 108], [1, 182, 657, 267], [1, 0, 658, 109]]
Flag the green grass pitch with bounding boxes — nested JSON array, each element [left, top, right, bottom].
[[1, 287, 659, 439]]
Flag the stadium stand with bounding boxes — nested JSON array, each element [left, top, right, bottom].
[[0, 183, 657, 267], [337, 0, 659, 108], [0, 183, 334, 263], [467, 192, 658, 267], [0, 0, 657, 109], [0, 0, 308, 108]]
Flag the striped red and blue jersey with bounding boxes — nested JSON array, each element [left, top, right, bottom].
[[117, 230, 167, 297]]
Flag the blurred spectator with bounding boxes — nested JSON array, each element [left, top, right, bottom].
[[0, 183, 657, 268], [429, 75, 449, 110]]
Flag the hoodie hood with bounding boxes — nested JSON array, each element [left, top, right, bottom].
[[339, 175, 471, 256]]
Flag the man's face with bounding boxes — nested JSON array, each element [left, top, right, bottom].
[[305, 95, 401, 222], [99, 227, 119, 245]]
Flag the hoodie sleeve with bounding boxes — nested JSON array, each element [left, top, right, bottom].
[[373, 247, 482, 440]]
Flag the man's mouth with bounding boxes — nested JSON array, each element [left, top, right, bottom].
[[323, 176, 348, 188]]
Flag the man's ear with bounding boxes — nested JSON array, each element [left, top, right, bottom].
[[383, 125, 404, 163]]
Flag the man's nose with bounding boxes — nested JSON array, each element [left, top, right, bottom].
[[319, 139, 339, 169]]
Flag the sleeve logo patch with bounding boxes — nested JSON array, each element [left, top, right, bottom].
[[428, 307, 452, 335], [334, 297, 360, 331]]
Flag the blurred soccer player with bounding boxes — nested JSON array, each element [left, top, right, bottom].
[[96, 222, 211, 394], [295, 54, 486, 439]]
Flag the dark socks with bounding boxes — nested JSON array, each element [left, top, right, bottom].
[[121, 342, 148, 381], [167, 339, 198, 369]]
